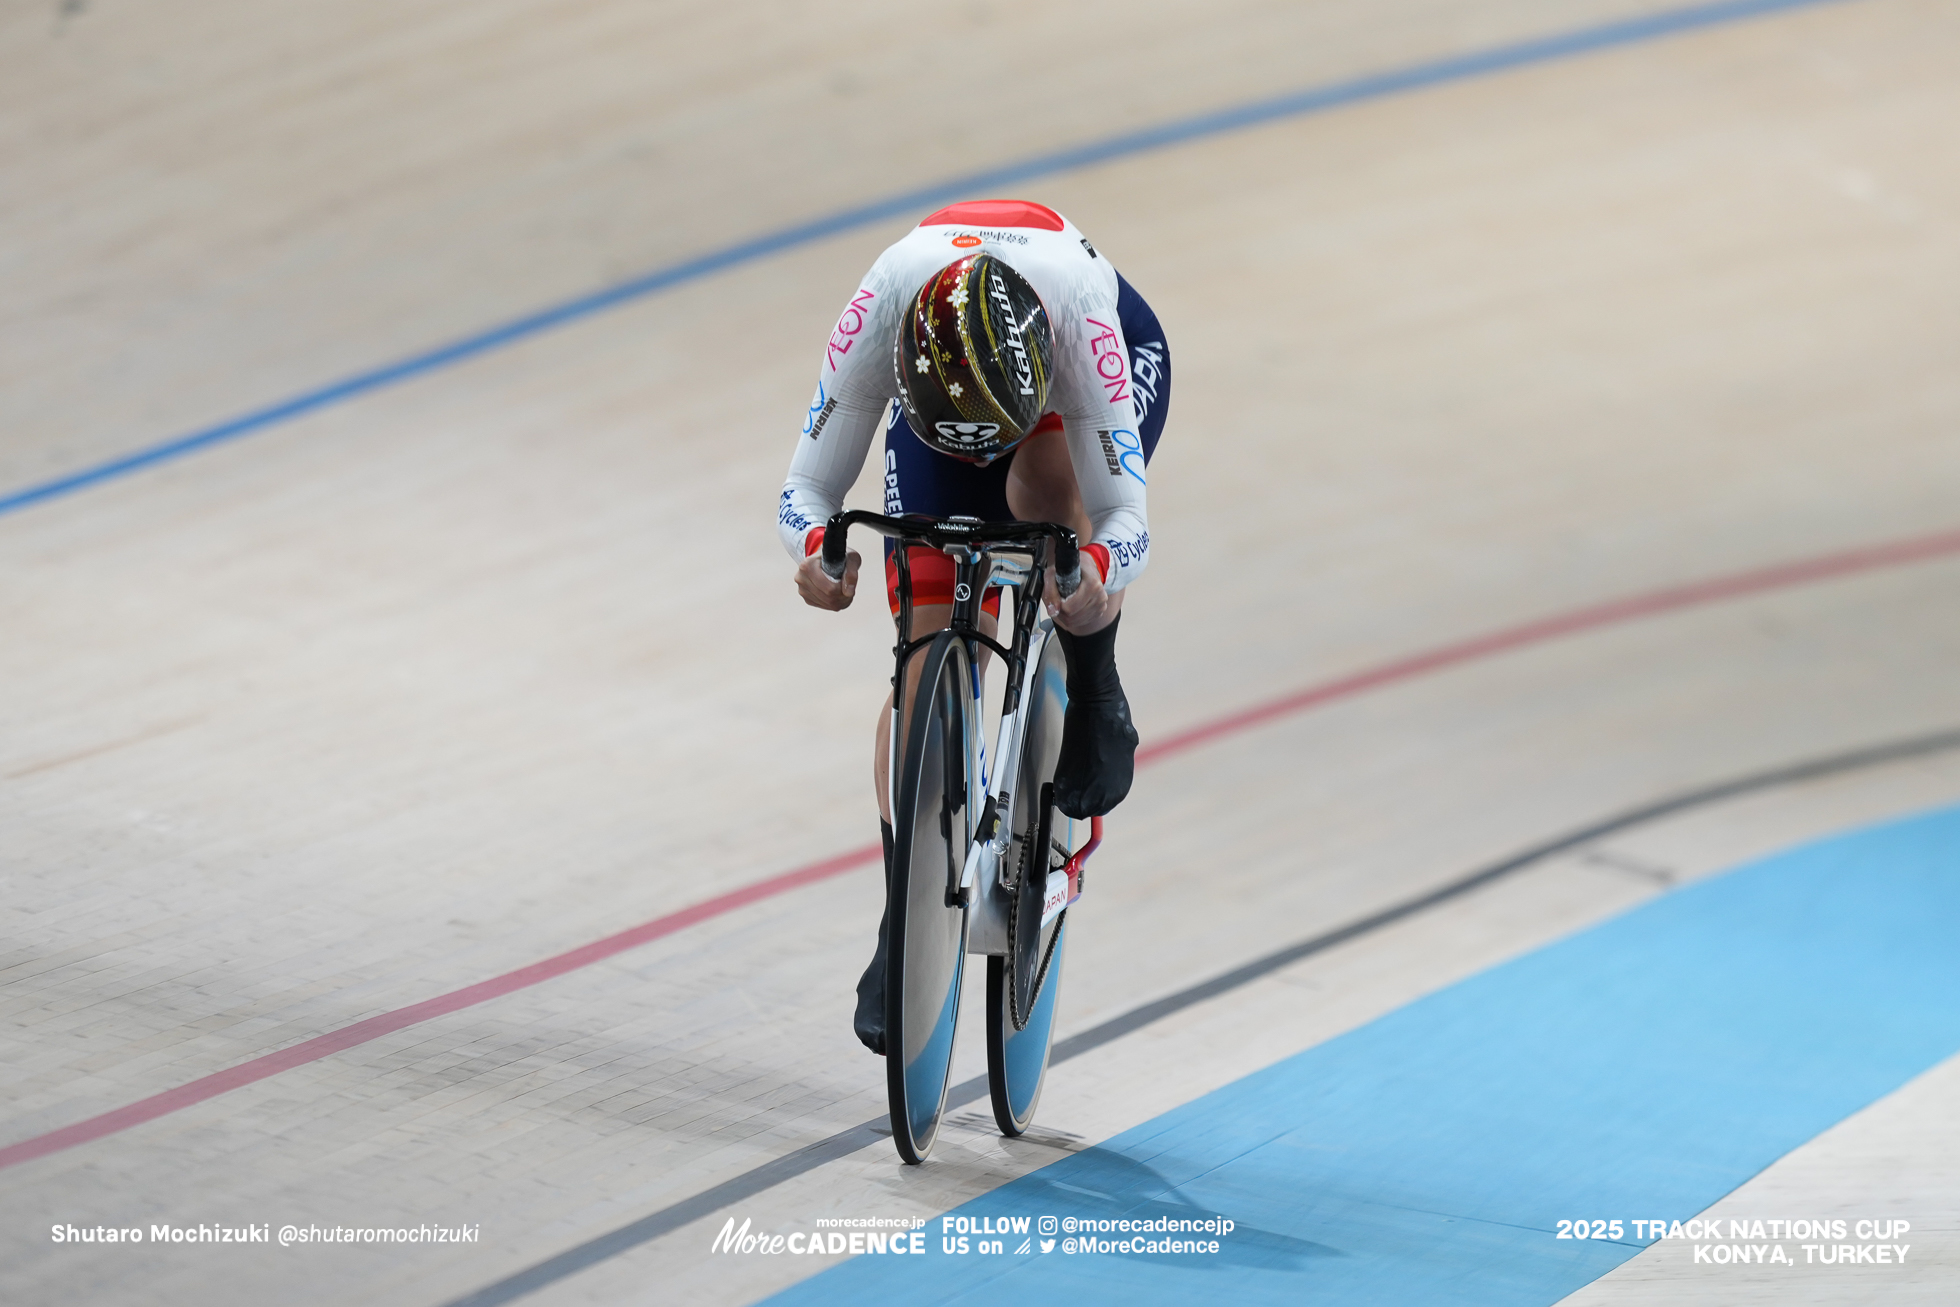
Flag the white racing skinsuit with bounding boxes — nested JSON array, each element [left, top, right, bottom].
[[776, 202, 1151, 595]]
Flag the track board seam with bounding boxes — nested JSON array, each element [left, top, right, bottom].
[[0, 0, 1861, 519], [3, 525, 1959, 1172], [433, 725, 1960, 1307]]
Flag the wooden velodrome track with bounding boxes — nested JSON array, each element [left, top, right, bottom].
[[4, 0, 1958, 1303]]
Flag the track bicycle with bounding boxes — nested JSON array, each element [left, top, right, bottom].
[[821, 510, 1105, 1164]]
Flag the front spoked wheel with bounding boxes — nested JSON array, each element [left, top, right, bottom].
[[987, 627, 1070, 1137], [885, 632, 975, 1164]]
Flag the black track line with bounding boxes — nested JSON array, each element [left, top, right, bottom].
[[441, 725, 1960, 1307]]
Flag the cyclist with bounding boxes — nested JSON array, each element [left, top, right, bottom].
[[776, 199, 1169, 1054]]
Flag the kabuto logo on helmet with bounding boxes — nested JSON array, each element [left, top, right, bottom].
[[988, 272, 1036, 397], [934, 421, 1000, 444], [893, 252, 1052, 463]]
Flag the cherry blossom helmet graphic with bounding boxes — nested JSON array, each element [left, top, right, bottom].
[[893, 253, 1053, 464]]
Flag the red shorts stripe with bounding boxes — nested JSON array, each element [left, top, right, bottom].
[[885, 546, 1004, 617]]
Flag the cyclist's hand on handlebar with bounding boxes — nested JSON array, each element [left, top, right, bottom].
[[796, 549, 860, 611], [1046, 563, 1116, 635]]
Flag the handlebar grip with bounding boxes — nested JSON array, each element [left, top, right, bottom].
[[819, 516, 849, 582], [1054, 539, 1081, 600]]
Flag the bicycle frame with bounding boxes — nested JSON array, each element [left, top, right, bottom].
[[820, 510, 1081, 940], [822, 511, 1100, 1155]]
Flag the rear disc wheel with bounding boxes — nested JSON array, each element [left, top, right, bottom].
[[988, 627, 1070, 1137]]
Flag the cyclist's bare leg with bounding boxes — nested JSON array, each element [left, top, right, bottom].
[[1002, 426, 1092, 540], [1003, 427, 1124, 636], [873, 601, 997, 824], [857, 599, 999, 1055]]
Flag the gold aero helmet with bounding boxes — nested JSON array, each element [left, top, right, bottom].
[[893, 253, 1052, 464]]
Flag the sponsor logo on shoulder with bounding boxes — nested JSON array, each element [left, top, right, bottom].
[[1085, 316, 1131, 405], [952, 233, 983, 248], [1080, 237, 1098, 259], [826, 288, 875, 372]]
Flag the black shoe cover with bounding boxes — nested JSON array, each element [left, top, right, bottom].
[[852, 927, 887, 1056], [853, 821, 895, 1056], [1053, 691, 1139, 820]]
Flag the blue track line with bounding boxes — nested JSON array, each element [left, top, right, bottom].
[[769, 803, 1960, 1306], [0, 0, 1856, 520]]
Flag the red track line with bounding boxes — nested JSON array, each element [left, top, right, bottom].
[[7, 524, 1960, 1172], [0, 846, 878, 1171], [1137, 527, 1960, 766]]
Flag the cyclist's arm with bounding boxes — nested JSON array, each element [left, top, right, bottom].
[[777, 274, 904, 562], [779, 394, 886, 561], [1060, 420, 1149, 592], [1058, 311, 1150, 593]]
